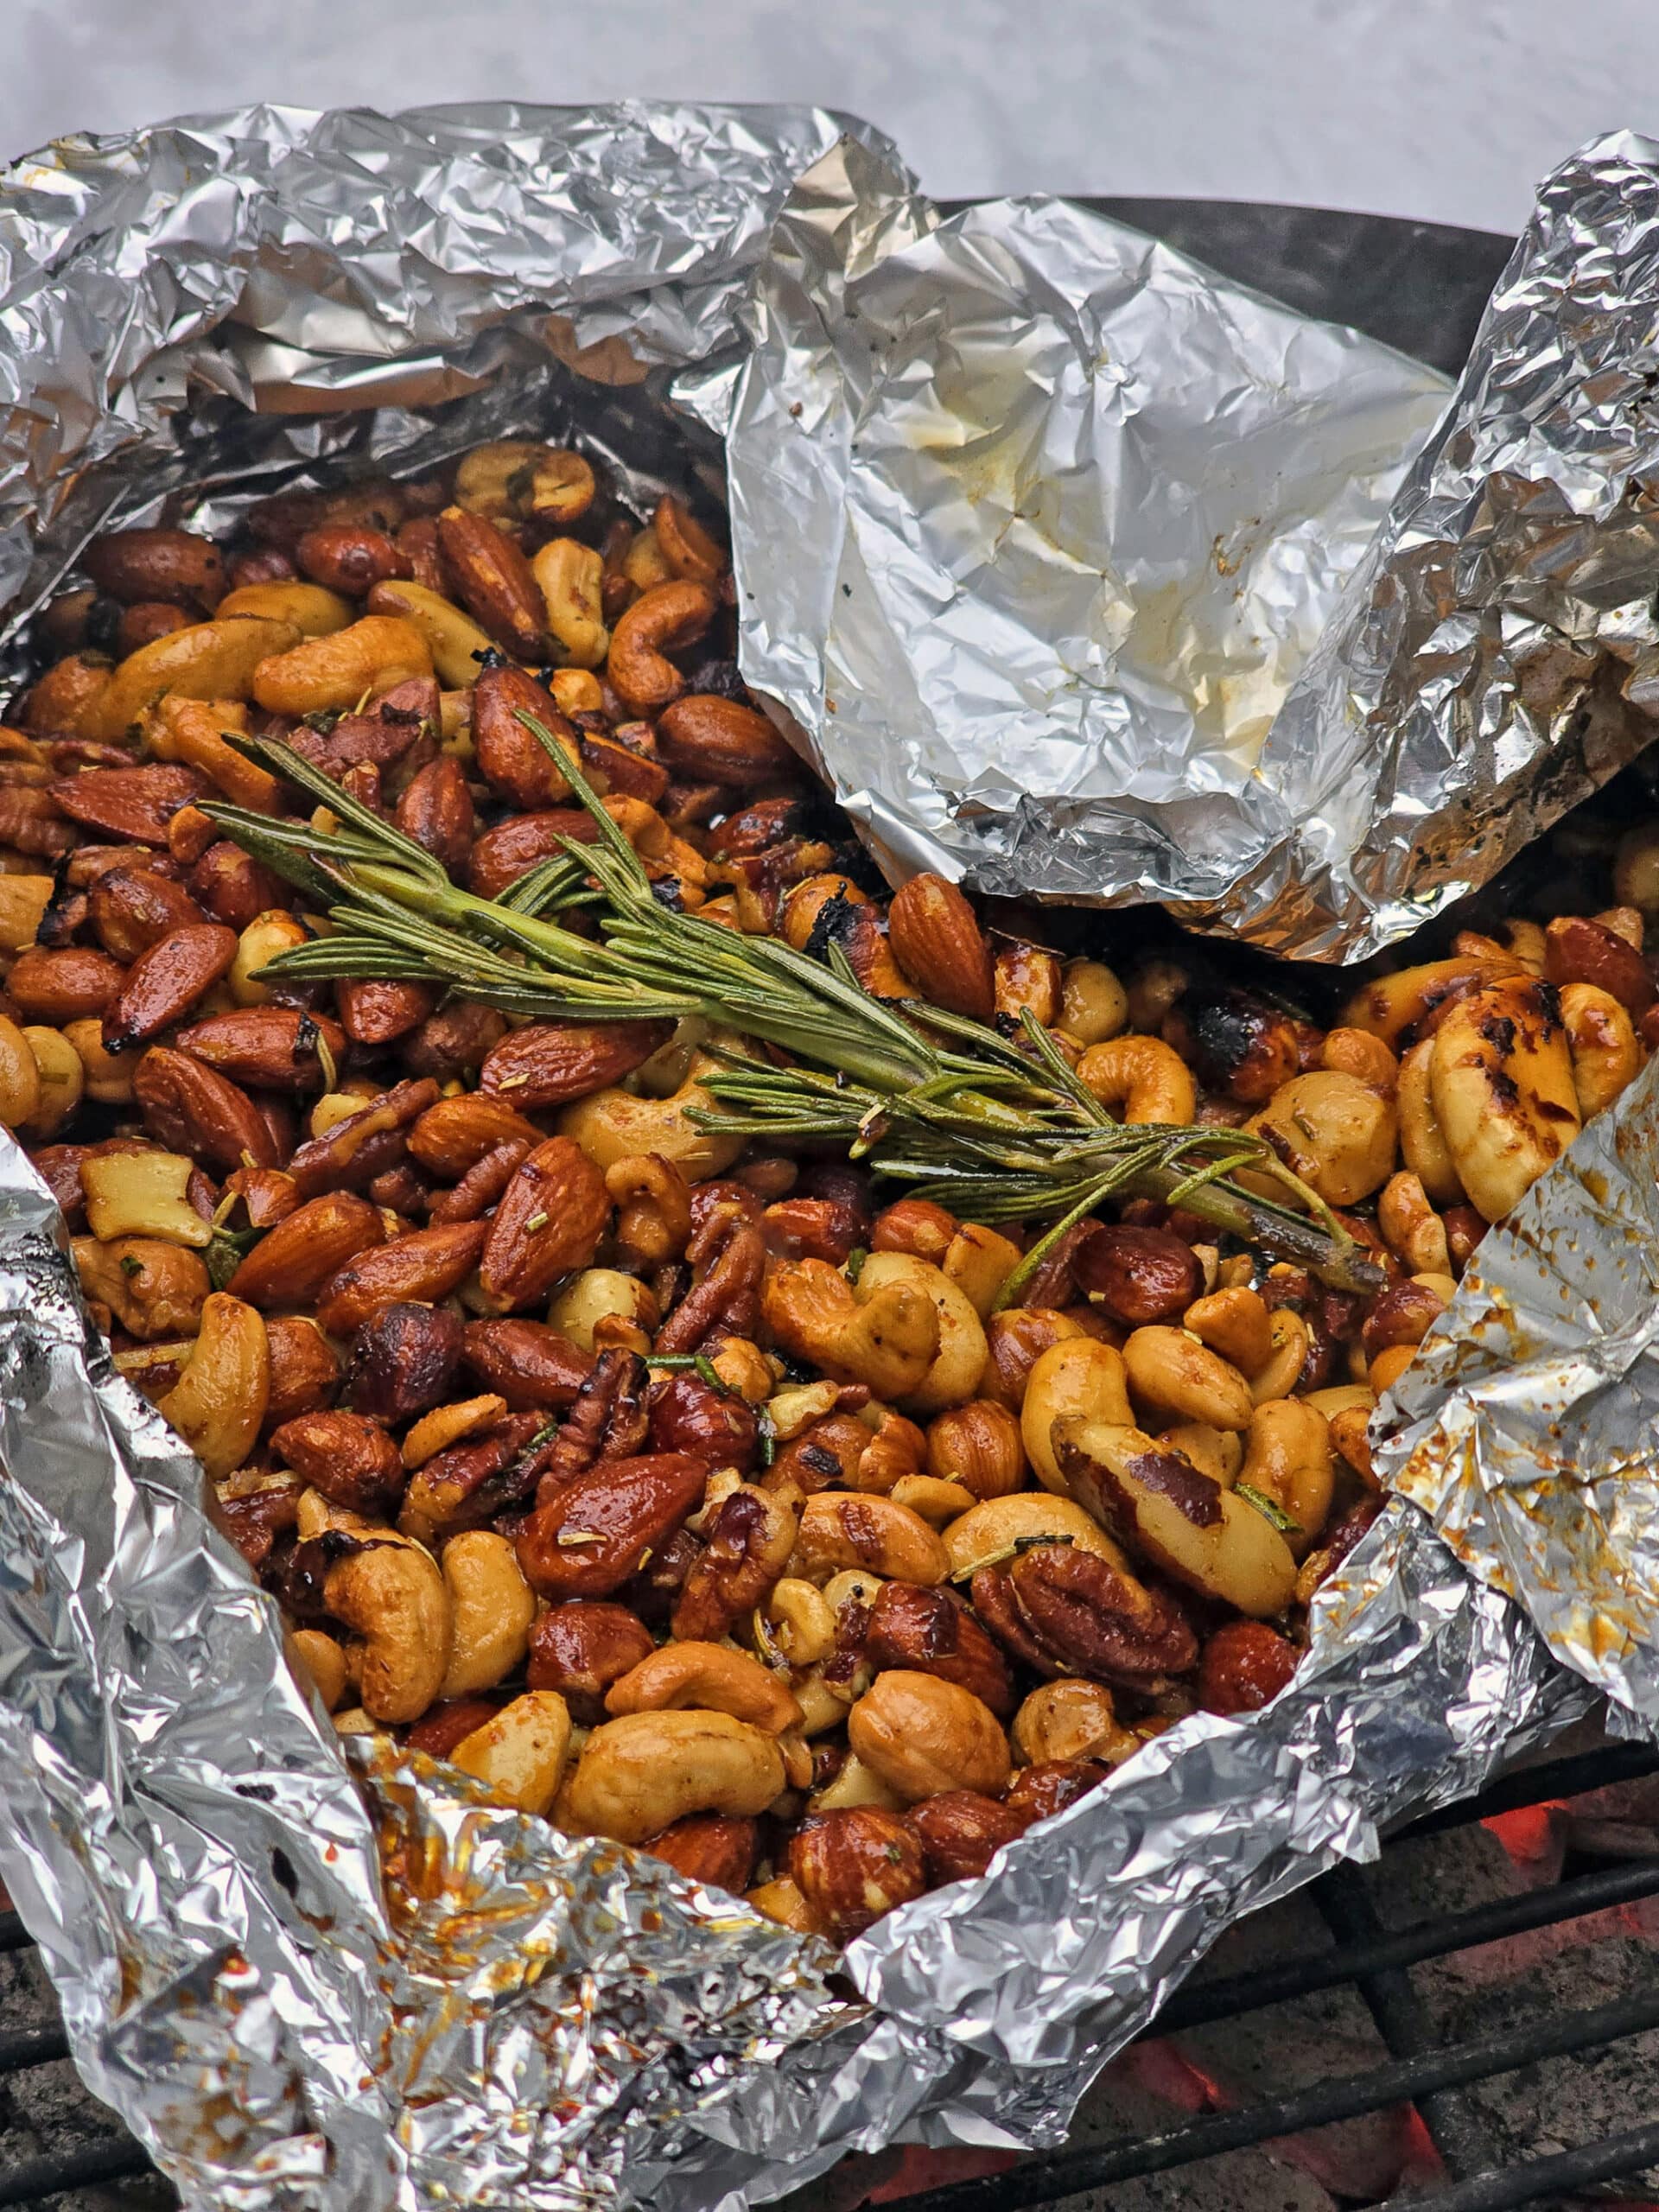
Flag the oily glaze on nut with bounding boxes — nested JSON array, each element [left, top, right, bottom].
[[10, 431, 1656, 1942]]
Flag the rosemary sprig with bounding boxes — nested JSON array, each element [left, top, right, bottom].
[[200, 720, 1383, 1292]]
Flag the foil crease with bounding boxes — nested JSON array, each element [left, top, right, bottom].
[[718, 130, 1659, 960], [1378, 1050, 1659, 1737], [0, 95, 1599, 2212]]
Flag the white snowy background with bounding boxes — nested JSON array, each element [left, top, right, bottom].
[[5, 0, 1657, 235]]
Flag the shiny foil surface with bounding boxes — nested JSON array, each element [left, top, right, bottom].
[[0, 94, 1607, 2212], [719, 130, 1659, 960], [1378, 1051, 1659, 1735]]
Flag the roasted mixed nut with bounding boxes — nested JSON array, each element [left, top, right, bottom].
[[5, 435, 1658, 1942]]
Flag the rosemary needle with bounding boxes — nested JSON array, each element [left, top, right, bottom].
[[201, 719, 1383, 1294]]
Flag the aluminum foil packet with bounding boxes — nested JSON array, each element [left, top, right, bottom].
[[715, 129, 1659, 960], [1377, 1050, 1659, 1738], [0, 94, 1610, 2212]]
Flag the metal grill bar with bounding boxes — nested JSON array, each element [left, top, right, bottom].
[[0, 2139, 155, 2211], [897, 1986, 1659, 2212], [1373, 2117, 1659, 2212], [1158, 1856, 1659, 2031]]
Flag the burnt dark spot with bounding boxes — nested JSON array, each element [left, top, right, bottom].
[[799, 1443, 842, 1479], [804, 889, 863, 963], [1476, 1012, 1517, 1056]]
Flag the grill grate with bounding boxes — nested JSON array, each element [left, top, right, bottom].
[[3, 1743, 1659, 2209]]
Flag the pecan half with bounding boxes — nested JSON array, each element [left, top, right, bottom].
[[654, 1201, 765, 1354], [400, 1411, 549, 1544], [864, 1583, 1014, 1715], [1007, 1544, 1197, 1689], [670, 1484, 797, 1643]]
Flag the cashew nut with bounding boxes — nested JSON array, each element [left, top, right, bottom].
[[289, 1626, 348, 1712], [1180, 1286, 1273, 1375], [532, 537, 609, 669], [19, 1026, 84, 1141], [607, 580, 716, 715], [1377, 1170, 1451, 1276], [1341, 955, 1519, 1052], [1430, 976, 1581, 1222], [324, 1537, 451, 1724], [941, 1222, 1024, 1319], [251, 615, 432, 715], [760, 1577, 836, 1667], [1395, 1038, 1465, 1205], [796, 1493, 948, 1586], [555, 1709, 785, 1844], [558, 1061, 745, 1180], [365, 577, 494, 689], [761, 1256, 940, 1400], [1559, 982, 1642, 1120], [450, 1691, 573, 1815], [1237, 1399, 1333, 1556], [1247, 1306, 1310, 1405], [1020, 1338, 1134, 1494], [1076, 1034, 1197, 1124], [855, 1251, 987, 1414], [158, 1292, 269, 1478], [439, 1530, 536, 1699], [604, 1641, 803, 1733], [80, 1149, 211, 1249], [807, 1751, 905, 1813], [1056, 1416, 1297, 1617]]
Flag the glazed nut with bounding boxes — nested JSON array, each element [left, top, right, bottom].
[[1246, 1071, 1398, 1206], [532, 537, 609, 668], [1237, 1398, 1334, 1556], [1559, 981, 1642, 1120], [363, 576, 495, 689], [886, 873, 995, 1020], [1122, 1325, 1254, 1431], [806, 1751, 905, 1814], [101, 921, 238, 1052], [870, 1197, 957, 1262], [226, 1190, 386, 1308], [264, 1314, 341, 1429], [655, 693, 797, 785], [455, 441, 595, 526], [1249, 1306, 1311, 1404], [1007, 1541, 1198, 1688], [1198, 1618, 1300, 1717], [787, 1806, 928, 1937], [214, 579, 353, 634], [1429, 976, 1580, 1222], [796, 1492, 948, 1586], [1377, 1169, 1452, 1276], [407, 1092, 543, 1179], [853, 1251, 987, 1415], [1543, 912, 1656, 1015], [653, 493, 726, 583], [435, 505, 549, 659], [1059, 959, 1128, 1047], [83, 526, 226, 610], [1077, 1035, 1197, 1124], [80, 1147, 211, 1248], [994, 941, 1062, 1027], [516, 1452, 709, 1601], [72, 1236, 209, 1341], [289, 1626, 349, 1713], [639, 1813, 760, 1896], [1013, 1680, 1135, 1767], [251, 614, 431, 715], [941, 1490, 1128, 1579], [0, 874, 53, 952], [865, 1580, 1014, 1713], [230, 911, 309, 1006], [526, 1600, 656, 1722], [314, 1219, 489, 1338], [1360, 1280, 1447, 1361], [1072, 1224, 1204, 1327], [323, 1534, 451, 1726], [481, 1018, 667, 1111], [270, 1408, 401, 1512], [977, 1306, 1085, 1410], [940, 1221, 1024, 1319], [1020, 1337, 1135, 1493], [761, 1255, 940, 1399], [1054, 1415, 1297, 1618], [925, 1399, 1027, 1500], [550, 1268, 660, 1355], [604, 1640, 803, 1734], [402, 1393, 509, 1470], [888, 1473, 976, 1525], [606, 580, 716, 715], [18, 1027, 85, 1140], [846, 1669, 1011, 1803], [448, 1690, 573, 1815], [760, 1577, 836, 1666], [157, 1292, 270, 1479], [1181, 1284, 1274, 1373], [556, 1709, 786, 1845], [80, 618, 302, 742]]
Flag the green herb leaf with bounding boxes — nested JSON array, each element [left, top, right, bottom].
[[1235, 1482, 1302, 1535], [206, 1224, 266, 1292]]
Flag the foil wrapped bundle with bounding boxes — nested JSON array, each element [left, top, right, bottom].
[[721, 129, 1659, 959], [0, 93, 1643, 2212]]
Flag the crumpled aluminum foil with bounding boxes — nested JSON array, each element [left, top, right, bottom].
[[1377, 1049, 1659, 1738], [715, 129, 1659, 961], [0, 93, 1610, 2212]]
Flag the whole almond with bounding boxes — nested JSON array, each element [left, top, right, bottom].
[[83, 528, 225, 611], [460, 1318, 594, 1409], [394, 755, 474, 873], [334, 979, 438, 1046], [263, 1314, 340, 1428], [270, 1408, 402, 1511], [436, 506, 550, 660], [8, 946, 125, 1022], [315, 1217, 489, 1337], [906, 1790, 1027, 1885], [480, 1020, 671, 1110], [407, 1094, 543, 1179], [226, 1191, 386, 1308], [654, 694, 795, 784], [49, 764, 207, 846], [174, 1006, 348, 1091], [88, 868, 207, 963], [467, 807, 599, 899], [102, 922, 237, 1052], [478, 1135, 610, 1310], [887, 873, 995, 1021], [514, 1451, 708, 1599], [133, 1045, 280, 1173], [472, 662, 576, 810]]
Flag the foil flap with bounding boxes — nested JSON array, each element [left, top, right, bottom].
[[1378, 1051, 1659, 1734], [718, 130, 1659, 960]]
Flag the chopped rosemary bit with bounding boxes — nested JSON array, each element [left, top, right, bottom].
[[201, 718, 1384, 1293], [844, 1246, 868, 1283], [1236, 1483, 1302, 1535]]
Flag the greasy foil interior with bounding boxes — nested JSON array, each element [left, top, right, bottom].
[[711, 129, 1659, 958], [0, 95, 1632, 2212]]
